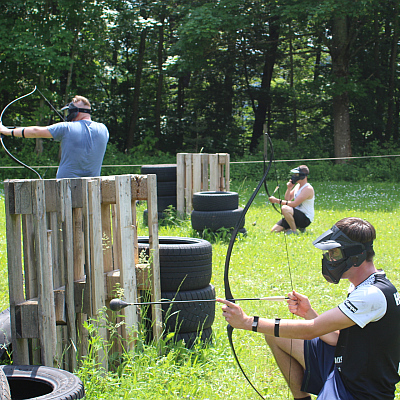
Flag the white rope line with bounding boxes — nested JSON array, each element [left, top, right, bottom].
[[0, 154, 399, 170]]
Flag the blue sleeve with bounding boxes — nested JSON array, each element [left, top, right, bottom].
[[48, 122, 70, 142]]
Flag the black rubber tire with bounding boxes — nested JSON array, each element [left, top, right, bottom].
[[141, 164, 177, 182], [138, 236, 212, 291], [192, 191, 239, 211], [157, 195, 177, 212], [156, 181, 177, 197], [3, 365, 84, 400], [170, 327, 213, 348], [0, 366, 11, 400], [161, 284, 215, 333], [191, 208, 245, 231]]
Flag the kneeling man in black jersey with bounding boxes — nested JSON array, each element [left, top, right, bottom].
[[218, 218, 400, 400]]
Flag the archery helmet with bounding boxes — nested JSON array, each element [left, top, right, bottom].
[[61, 101, 91, 122], [290, 165, 308, 184], [312, 224, 374, 284]]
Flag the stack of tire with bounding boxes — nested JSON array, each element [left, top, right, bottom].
[[141, 164, 177, 225], [191, 191, 246, 234], [138, 236, 214, 348]]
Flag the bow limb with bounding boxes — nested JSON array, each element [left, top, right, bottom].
[[0, 86, 51, 180], [223, 143, 275, 400]]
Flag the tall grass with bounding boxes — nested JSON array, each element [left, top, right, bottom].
[[0, 181, 399, 399]]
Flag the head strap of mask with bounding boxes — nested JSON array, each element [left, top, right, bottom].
[[312, 224, 373, 284], [290, 166, 308, 184], [61, 102, 91, 122]]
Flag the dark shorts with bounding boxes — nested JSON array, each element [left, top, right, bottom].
[[301, 338, 355, 400], [276, 208, 311, 230]]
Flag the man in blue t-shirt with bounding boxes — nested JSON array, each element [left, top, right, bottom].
[[0, 95, 109, 179], [218, 218, 400, 400]]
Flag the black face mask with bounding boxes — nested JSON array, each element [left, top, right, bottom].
[[61, 102, 91, 122], [289, 167, 307, 184], [313, 225, 373, 284]]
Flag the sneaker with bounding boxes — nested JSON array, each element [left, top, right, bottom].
[[285, 229, 299, 235]]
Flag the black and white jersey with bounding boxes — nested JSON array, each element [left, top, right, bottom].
[[335, 271, 400, 400]]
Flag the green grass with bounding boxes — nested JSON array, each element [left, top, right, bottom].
[[0, 181, 400, 399]]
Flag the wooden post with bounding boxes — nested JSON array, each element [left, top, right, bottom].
[[146, 174, 162, 341], [115, 175, 138, 349], [176, 153, 186, 218], [4, 182, 30, 365], [59, 179, 77, 371], [33, 180, 57, 367]]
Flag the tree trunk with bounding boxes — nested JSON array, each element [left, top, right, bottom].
[[249, 17, 280, 153], [385, 0, 399, 140], [330, 16, 352, 163], [126, 28, 147, 151], [154, 7, 166, 150]]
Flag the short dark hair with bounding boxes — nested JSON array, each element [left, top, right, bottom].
[[299, 165, 309, 175], [335, 217, 376, 261]]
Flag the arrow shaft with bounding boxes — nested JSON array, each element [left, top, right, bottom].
[[121, 296, 288, 307]]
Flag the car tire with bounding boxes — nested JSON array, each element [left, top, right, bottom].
[[161, 284, 215, 333], [138, 237, 212, 291], [191, 208, 245, 231], [2, 365, 84, 399], [192, 191, 239, 211]]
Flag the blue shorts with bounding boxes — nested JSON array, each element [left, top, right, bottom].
[[277, 208, 311, 230], [301, 338, 355, 400]]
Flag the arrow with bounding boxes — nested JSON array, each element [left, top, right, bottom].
[[109, 296, 288, 311]]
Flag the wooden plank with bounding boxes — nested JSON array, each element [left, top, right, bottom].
[[101, 204, 113, 273], [185, 153, 193, 214], [15, 300, 39, 339], [7, 180, 34, 215], [115, 175, 138, 347], [44, 180, 59, 212], [4, 181, 30, 364], [201, 154, 209, 191], [22, 215, 37, 299], [224, 153, 230, 191], [88, 178, 107, 370], [209, 154, 218, 191], [106, 265, 151, 298], [147, 174, 162, 341], [176, 153, 186, 218], [59, 179, 77, 370], [100, 176, 116, 204], [131, 175, 148, 200], [33, 179, 57, 367], [192, 154, 202, 195], [88, 179, 105, 314]]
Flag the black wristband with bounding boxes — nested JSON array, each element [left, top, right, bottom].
[[252, 316, 259, 332], [21, 128, 25, 138], [274, 318, 281, 337], [11, 130, 14, 137]]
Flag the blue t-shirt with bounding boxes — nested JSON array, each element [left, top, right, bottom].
[[48, 120, 109, 179]]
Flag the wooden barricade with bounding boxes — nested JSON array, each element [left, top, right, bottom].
[[4, 174, 161, 372], [176, 153, 230, 216]]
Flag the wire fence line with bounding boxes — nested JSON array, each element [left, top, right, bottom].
[[0, 153, 399, 170]]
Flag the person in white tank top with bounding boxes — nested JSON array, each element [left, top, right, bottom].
[[268, 165, 315, 235]]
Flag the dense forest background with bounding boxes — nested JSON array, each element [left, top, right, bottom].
[[0, 0, 399, 180]]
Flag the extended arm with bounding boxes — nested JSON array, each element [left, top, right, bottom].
[[0, 124, 53, 139], [217, 294, 354, 345]]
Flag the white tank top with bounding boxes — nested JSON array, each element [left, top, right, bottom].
[[294, 183, 314, 222]]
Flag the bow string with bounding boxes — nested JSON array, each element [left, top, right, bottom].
[[0, 86, 64, 179], [224, 132, 276, 399]]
